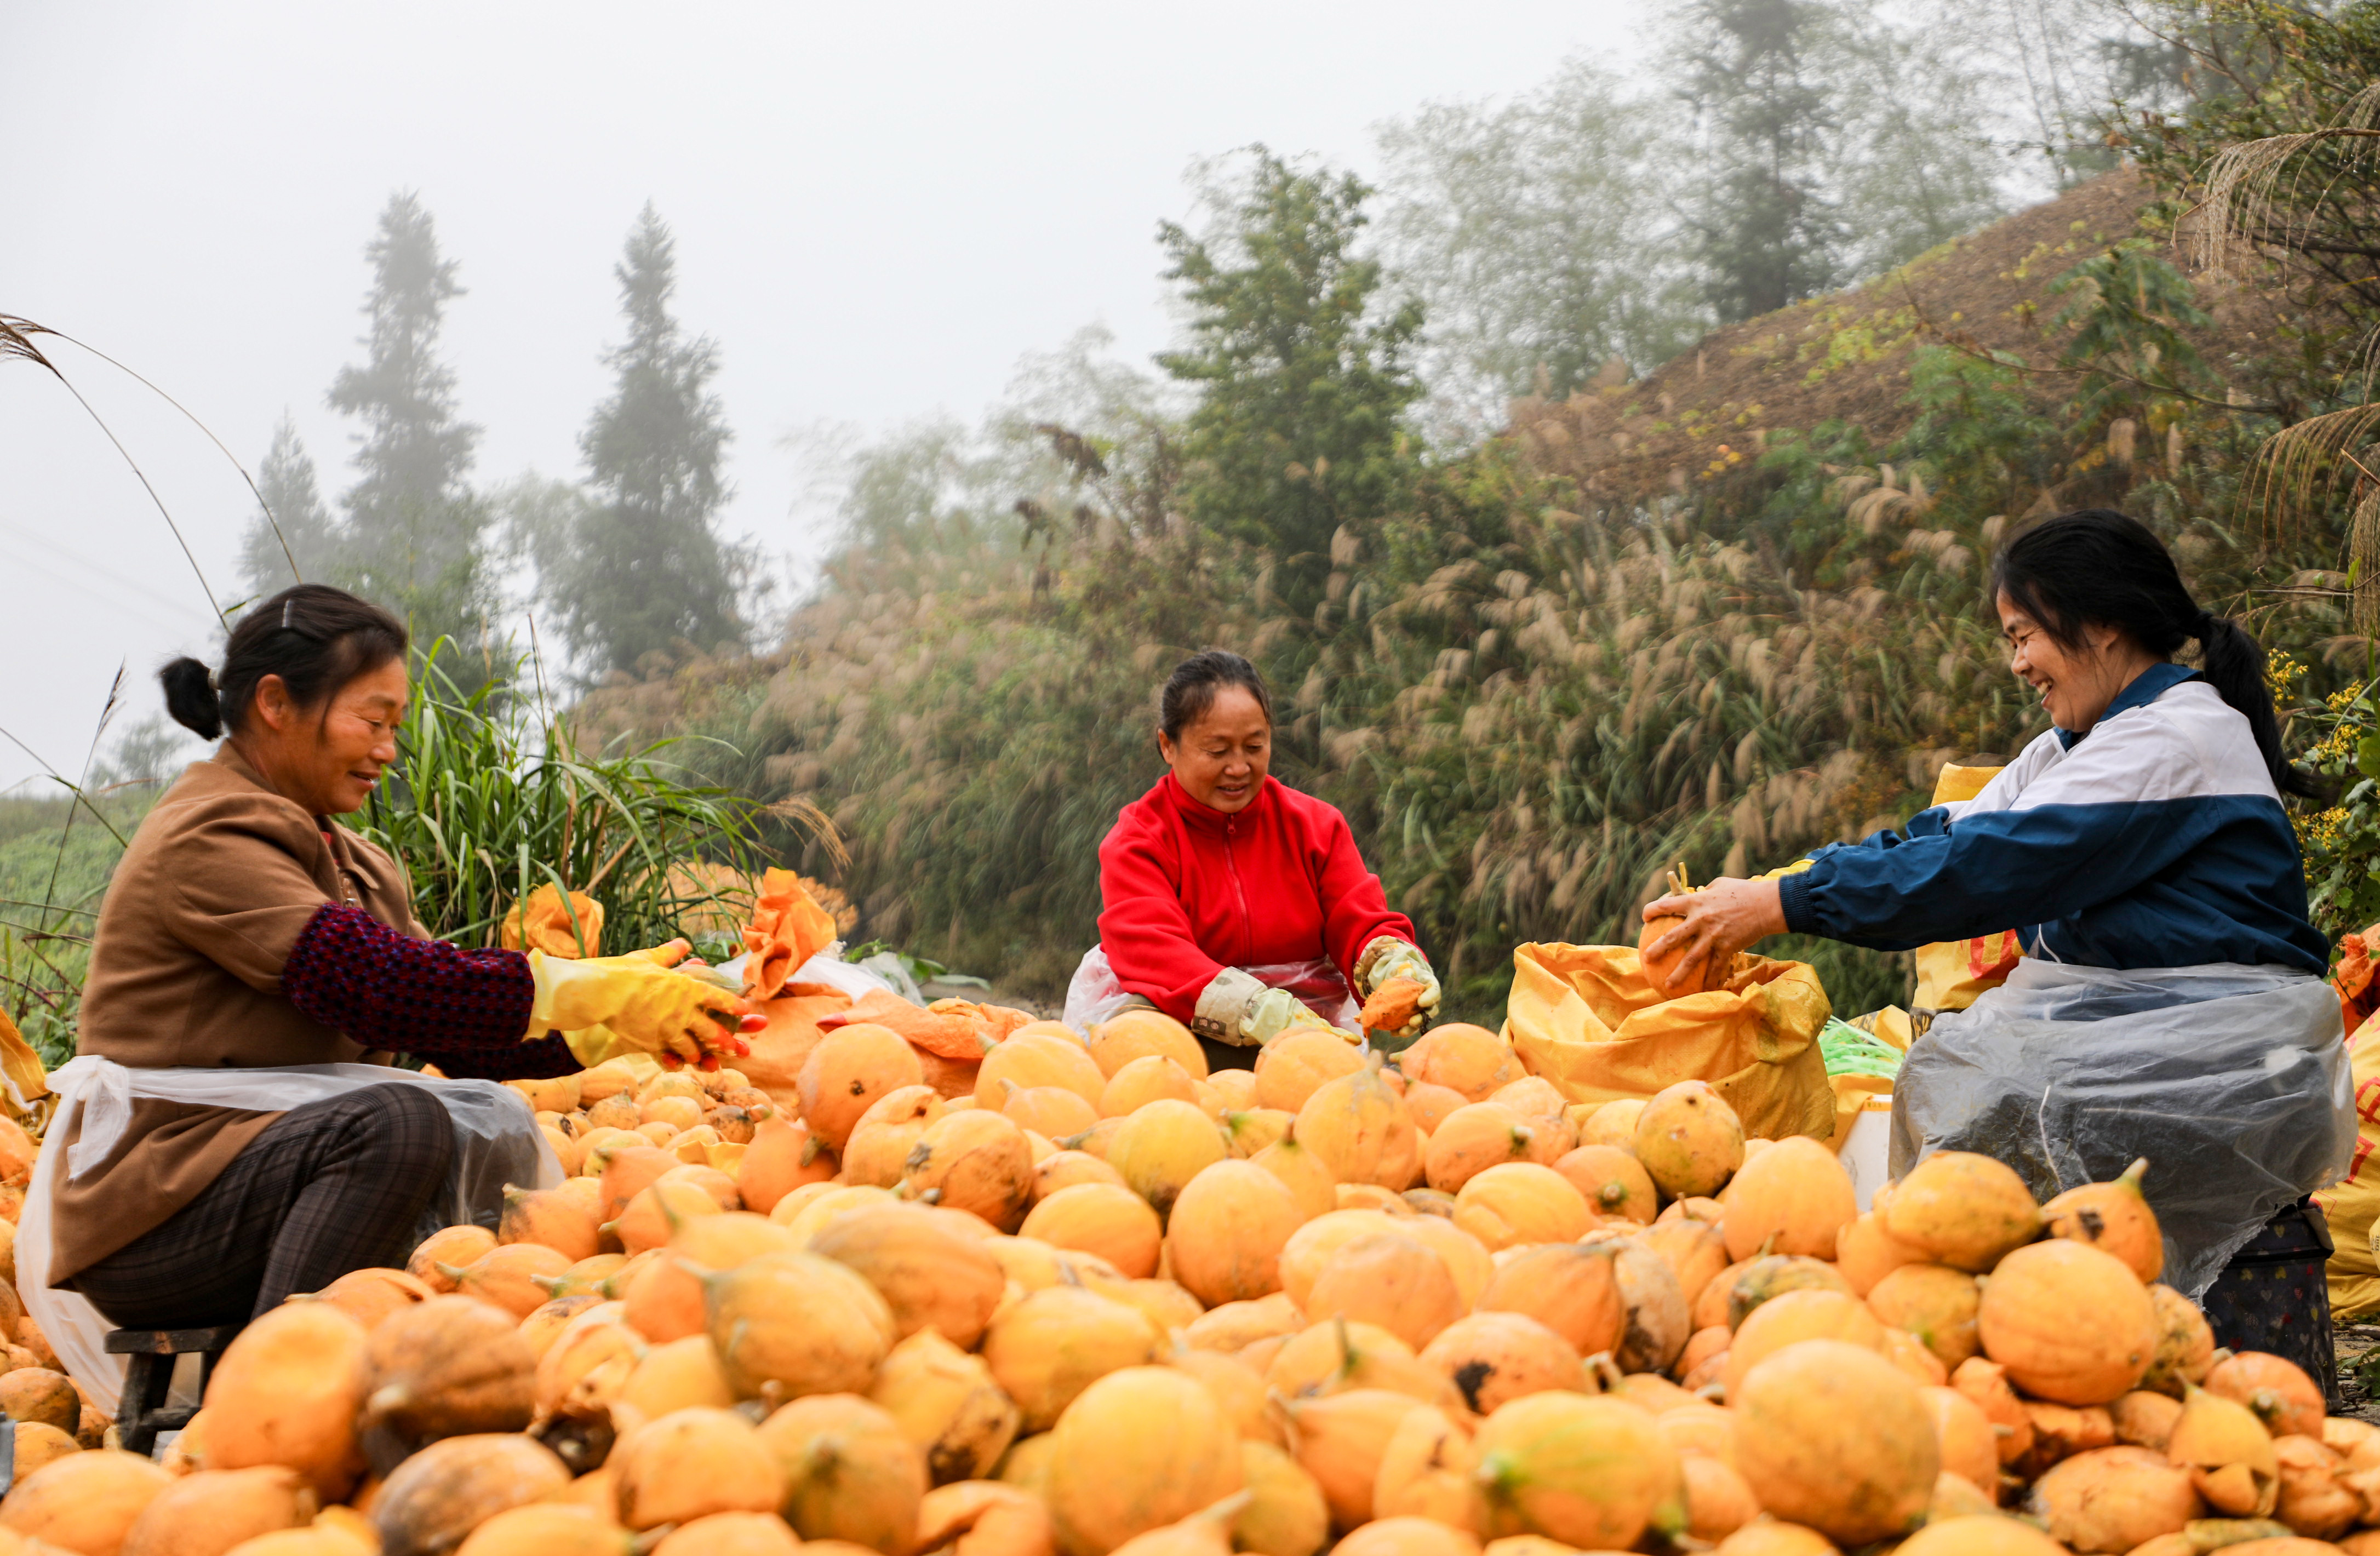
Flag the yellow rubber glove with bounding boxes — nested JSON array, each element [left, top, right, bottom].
[[529, 945, 756, 1067]]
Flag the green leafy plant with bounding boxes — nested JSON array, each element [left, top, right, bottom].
[[352, 643, 808, 953]]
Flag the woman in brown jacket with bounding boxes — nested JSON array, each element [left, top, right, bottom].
[[41, 584, 758, 1331]]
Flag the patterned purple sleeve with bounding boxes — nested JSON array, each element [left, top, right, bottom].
[[281, 903, 577, 1080]]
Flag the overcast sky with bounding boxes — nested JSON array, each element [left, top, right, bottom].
[[2, 1, 1654, 791]]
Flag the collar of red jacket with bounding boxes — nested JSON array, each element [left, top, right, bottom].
[[1160, 770, 1275, 835]]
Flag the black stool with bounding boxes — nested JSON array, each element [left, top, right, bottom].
[[106, 1325, 239, 1456]]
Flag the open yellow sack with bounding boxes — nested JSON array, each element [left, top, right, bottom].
[[2317, 1006, 2380, 1319], [1501, 942, 1835, 1141], [1910, 762, 2023, 1014]]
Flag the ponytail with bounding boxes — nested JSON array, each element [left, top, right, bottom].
[[1989, 509, 2318, 800]]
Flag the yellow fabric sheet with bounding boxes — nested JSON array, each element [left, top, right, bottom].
[[2318, 1007, 2380, 1319], [1910, 762, 2022, 1013], [1501, 941, 1835, 1141]]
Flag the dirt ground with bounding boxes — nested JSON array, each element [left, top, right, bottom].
[[2337, 1322, 2380, 1420]]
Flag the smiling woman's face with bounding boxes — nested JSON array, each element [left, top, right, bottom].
[[240, 656, 410, 817], [1159, 685, 1271, 814], [1997, 590, 2148, 735]]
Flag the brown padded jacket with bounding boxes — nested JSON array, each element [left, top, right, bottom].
[[48, 746, 422, 1283]]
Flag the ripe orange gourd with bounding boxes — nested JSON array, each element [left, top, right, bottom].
[[2142, 1282, 2216, 1397], [706, 1250, 897, 1400], [1731, 1339, 1940, 1546], [619, 1333, 737, 1419], [2205, 1351, 2326, 1439], [407, 1225, 498, 1293], [305, 1266, 438, 1332], [808, 1203, 1008, 1349], [869, 1328, 1021, 1485], [1977, 1240, 2155, 1406], [201, 1302, 371, 1500], [0, 1369, 76, 1434], [1894, 1517, 2069, 1556], [802, 1023, 927, 1152], [1451, 1164, 1589, 1251], [1101, 1056, 1199, 1118], [1277, 1210, 1406, 1310], [1718, 1136, 1855, 1260], [982, 1287, 1162, 1433], [1877, 1151, 2041, 1273], [1635, 1217, 1730, 1313], [977, 1032, 1108, 1111], [1721, 1254, 1855, 1330], [1003, 1082, 1103, 1141], [1835, 1210, 1926, 1296], [1916, 1384, 2000, 1495], [0, 1449, 177, 1554], [362, 1293, 538, 1443], [1303, 1233, 1464, 1351], [1237, 1439, 1332, 1556], [1331, 1515, 1482, 1556], [1423, 1104, 1538, 1194], [625, 1212, 800, 1343], [1394, 1026, 1520, 1103], [1472, 1244, 1624, 1358], [755, 1392, 927, 1554], [840, 1087, 946, 1190], [1866, 1264, 1983, 1374], [1087, 1009, 1208, 1081], [1045, 1366, 1243, 1556], [1032, 1149, 1127, 1204], [612, 1409, 783, 1530], [903, 1111, 1037, 1231], [1166, 1160, 1307, 1308], [2040, 1158, 2164, 1283], [650, 1513, 802, 1556], [1631, 1080, 1744, 1200], [595, 1145, 681, 1223], [1471, 1389, 1681, 1550], [450, 1503, 636, 1556], [1280, 1388, 1428, 1530], [1105, 1100, 1228, 1217], [1721, 1289, 1886, 1398], [1416, 1312, 1582, 1415], [1249, 1132, 1338, 1222], [1368, 1403, 1484, 1536], [1021, 1183, 1164, 1279], [2027, 1444, 2202, 1553], [371, 1433, 573, 1554], [1254, 1032, 1368, 1114], [1551, 1145, 1656, 1224]]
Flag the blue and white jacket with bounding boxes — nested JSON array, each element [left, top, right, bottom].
[[1776, 662, 2327, 975]]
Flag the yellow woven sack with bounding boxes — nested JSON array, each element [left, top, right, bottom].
[[1910, 762, 2022, 1014], [1501, 941, 1835, 1141], [2317, 1008, 2380, 1319]]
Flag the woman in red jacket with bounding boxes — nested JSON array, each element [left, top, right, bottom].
[[1089, 651, 1439, 1069]]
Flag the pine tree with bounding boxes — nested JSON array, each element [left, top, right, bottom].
[[326, 191, 496, 653], [1157, 151, 1422, 582], [540, 203, 744, 675], [1672, 0, 1847, 323], [237, 414, 341, 600]]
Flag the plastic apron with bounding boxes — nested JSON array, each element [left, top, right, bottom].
[[1062, 946, 1360, 1037], [1890, 959, 2354, 1298], [20, 1056, 561, 1406]]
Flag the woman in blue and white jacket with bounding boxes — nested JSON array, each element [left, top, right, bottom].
[[1643, 508, 2353, 1305]]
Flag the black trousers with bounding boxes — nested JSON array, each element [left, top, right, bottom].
[[71, 1082, 455, 1329]]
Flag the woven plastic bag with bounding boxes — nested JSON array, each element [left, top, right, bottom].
[[19, 1056, 560, 1407], [1891, 958, 2353, 1299], [1499, 941, 1835, 1141]]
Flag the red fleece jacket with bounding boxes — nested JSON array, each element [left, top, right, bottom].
[[1097, 773, 1415, 1023]]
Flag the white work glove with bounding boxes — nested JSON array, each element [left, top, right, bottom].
[[1245, 987, 1349, 1045], [1357, 937, 1442, 1038]]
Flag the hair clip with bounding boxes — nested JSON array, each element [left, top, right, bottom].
[[282, 598, 295, 631]]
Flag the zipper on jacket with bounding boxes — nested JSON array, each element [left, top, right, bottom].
[[1225, 817, 1252, 964]]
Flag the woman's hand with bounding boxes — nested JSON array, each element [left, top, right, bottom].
[[530, 948, 763, 1069], [1641, 877, 1787, 993]]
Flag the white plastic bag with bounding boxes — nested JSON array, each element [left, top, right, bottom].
[[1061, 946, 1361, 1037], [1891, 959, 2354, 1298], [716, 947, 903, 1004], [21, 1056, 561, 1407]]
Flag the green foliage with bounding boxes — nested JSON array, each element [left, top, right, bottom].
[[352, 643, 784, 953], [535, 204, 750, 677], [1158, 151, 1424, 582], [238, 415, 339, 602], [322, 192, 501, 656], [2049, 240, 2211, 423], [1375, 61, 1709, 432], [2285, 649, 2380, 943], [1670, 0, 1846, 322], [0, 788, 152, 1068]]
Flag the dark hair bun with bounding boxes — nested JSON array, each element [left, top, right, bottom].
[[158, 656, 224, 741]]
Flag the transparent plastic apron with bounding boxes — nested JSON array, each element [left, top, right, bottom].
[[1890, 960, 2354, 1298], [1062, 946, 1360, 1037], [21, 1056, 560, 1405]]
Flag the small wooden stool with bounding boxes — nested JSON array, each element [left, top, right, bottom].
[[107, 1325, 239, 1456]]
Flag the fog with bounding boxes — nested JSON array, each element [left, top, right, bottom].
[[0, 1, 1646, 790]]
